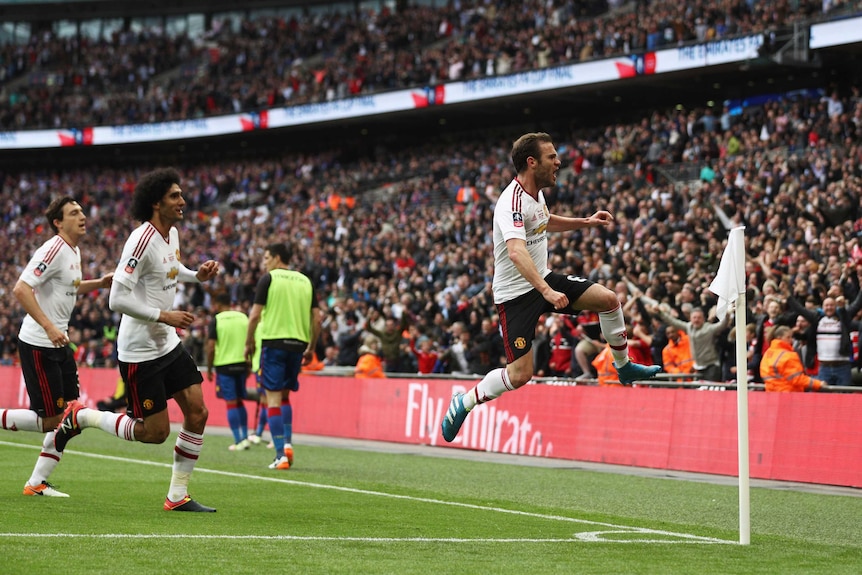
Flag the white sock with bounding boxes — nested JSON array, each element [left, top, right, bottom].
[[26, 432, 61, 486], [168, 428, 203, 502], [0, 408, 42, 432], [78, 408, 137, 441], [463, 368, 513, 411], [599, 305, 630, 367]]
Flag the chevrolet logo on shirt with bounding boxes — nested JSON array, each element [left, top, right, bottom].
[[166, 267, 179, 280]]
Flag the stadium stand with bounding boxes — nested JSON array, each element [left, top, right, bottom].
[[1, 0, 858, 129], [1, 0, 861, 386]]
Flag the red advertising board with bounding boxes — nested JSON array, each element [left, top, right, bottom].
[[1, 367, 860, 488]]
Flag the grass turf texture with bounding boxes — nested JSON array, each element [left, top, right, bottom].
[[1, 430, 860, 575]]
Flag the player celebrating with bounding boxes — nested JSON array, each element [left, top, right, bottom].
[[441, 132, 660, 442], [1, 197, 112, 497], [54, 168, 220, 512]]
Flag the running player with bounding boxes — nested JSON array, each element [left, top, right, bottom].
[[54, 168, 220, 512], [1, 197, 112, 497]]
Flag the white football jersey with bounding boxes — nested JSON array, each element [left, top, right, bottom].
[[113, 223, 183, 362], [18, 236, 82, 348], [492, 178, 551, 304]]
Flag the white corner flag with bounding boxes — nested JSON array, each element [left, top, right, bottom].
[[709, 226, 746, 322], [708, 225, 750, 545]]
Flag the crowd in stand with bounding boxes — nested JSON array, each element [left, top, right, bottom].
[[1, 82, 861, 387], [1, 0, 855, 129]]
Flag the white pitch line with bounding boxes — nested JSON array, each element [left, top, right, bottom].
[[0, 440, 734, 545], [0, 533, 725, 544]]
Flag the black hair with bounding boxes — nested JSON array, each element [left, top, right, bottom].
[[45, 196, 79, 233], [266, 242, 291, 264], [131, 167, 181, 222]]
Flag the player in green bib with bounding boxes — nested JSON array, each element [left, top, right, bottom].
[[245, 242, 321, 470], [206, 292, 251, 451]]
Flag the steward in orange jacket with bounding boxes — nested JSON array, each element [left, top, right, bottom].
[[662, 327, 694, 375], [760, 326, 827, 392], [591, 344, 621, 387], [355, 339, 385, 379], [300, 352, 324, 373]]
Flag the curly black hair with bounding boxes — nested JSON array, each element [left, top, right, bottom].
[[130, 167, 180, 222]]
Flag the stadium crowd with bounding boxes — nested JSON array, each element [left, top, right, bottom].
[[1, 82, 861, 386], [1, 0, 855, 129]]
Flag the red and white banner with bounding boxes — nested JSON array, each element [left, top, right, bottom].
[[0, 34, 765, 150]]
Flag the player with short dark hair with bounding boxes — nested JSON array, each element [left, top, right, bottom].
[[441, 133, 660, 442], [1, 196, 112, 497], [245, 242, 321, 470], [206, 292, 252, 451]]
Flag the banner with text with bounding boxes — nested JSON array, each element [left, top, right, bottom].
[[0, 367, 859, 487], [0, 34, 765, 150]]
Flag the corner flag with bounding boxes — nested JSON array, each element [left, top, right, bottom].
[[708, 225, 750, 545], [709, 226, 746, 322]]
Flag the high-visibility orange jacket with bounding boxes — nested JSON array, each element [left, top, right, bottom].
[[355, 353, 385, 378], [455, 186, 479, 204], [760, 339, 825, 392], [300, 352, 324, 373], [662, 333, 695, 375], [592, 345, 621, 387]]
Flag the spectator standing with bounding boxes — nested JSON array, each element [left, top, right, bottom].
[[545, 316, 577, 377], [355, 335, 385, 378], [334, 311, 364, 367], [791, 315, 818, 376], [591, 344, 620, 386], [245, 242, 321, 470], [650, 304, 731, 382], [723, 323, 758, 383], [474, 317, 506, 371], [440, 324, 476, 375], [2, 197, 112, 497], [409, 327, 439, 374], [206, 292, 251, 452], [442, 132, 659, 443], [54, 168, 220, 512], [366, 314, 409, 373], [662, 326, 695, 377], [573, 310, 603, 378], [626, 318, 653, 367], [760, 326, 828, 392], [787, 290, 862, 386], [752, 298, 797, 381]]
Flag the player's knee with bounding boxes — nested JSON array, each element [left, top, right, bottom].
[[153, 428, 171, 443], [508, 366, 532, 388], [139, 425, 171, 444], [599, 288, 622, 310], [187, 403, 209, 429]]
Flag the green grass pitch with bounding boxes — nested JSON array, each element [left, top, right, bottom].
[[1, 429, 860, 575]]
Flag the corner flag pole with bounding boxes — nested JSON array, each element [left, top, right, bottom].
[[708, 226, 750, 545], [735, 287, 750, 545]]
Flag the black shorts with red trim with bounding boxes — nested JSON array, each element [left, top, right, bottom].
[[496, 272, 594, 363], [119, 343, 203, 419], [17, 339, 79, 418]]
